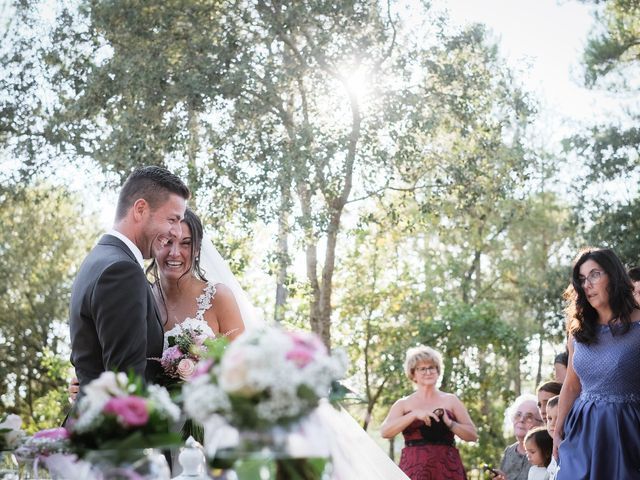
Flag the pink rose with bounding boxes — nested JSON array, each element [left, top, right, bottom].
[[177, 358, 197, 380], [286, 331, 326, 368], [103, 396, 149, 427], [34, 427, 70, 440]]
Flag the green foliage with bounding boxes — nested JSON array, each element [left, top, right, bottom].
[[0, 184, 98, 428], [580, 0, 640, 88], [418, 301, 524, 467], [583, 196, 640, 266], [569, 0, 640, 264]]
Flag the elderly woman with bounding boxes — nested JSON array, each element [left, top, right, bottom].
[[554, 248, 640, 479], [381, 345, 477, 480], [493, 394, 544, 480]]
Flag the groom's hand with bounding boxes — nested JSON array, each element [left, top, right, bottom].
[[68, 376, 80, 403]]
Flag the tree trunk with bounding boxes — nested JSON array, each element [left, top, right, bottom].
[[536, 313, 544, 387], [274, 189, 290, 322]]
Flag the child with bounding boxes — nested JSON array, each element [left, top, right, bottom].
[[545, 395, 559, 480], [524, 426, 552, 480]]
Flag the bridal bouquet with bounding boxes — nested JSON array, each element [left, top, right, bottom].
[[183, 326, 347, 431], [68, 371, 181, 451], [0, 414, 25, 450], [159, 318, 215, 381]]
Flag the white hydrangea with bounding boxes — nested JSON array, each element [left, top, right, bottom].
[[72, 400, 105, 434], [147, 384, 181, 422], [183, 376, 231, 424], [82, 371, 129, 406]]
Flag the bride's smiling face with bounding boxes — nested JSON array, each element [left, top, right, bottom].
[[155, 222, 194, 280]]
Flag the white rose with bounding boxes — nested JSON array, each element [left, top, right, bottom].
[[0, 414, 22, 431], [219, 347, 259, 396], [5, 430, 24, 449]]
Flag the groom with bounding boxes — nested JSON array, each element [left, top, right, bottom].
[[69, 166, 190, 391]]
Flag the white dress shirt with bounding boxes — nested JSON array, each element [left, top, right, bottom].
[[107, 229, 144, 269]]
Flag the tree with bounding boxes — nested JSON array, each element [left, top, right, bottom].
[[0, 185, 97, 428], [567, 0, 640, 256], [8, 2, 556, 359], [334, 221, 420, 432]]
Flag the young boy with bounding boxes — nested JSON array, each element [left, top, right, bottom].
[[546, 395, 559, 480]]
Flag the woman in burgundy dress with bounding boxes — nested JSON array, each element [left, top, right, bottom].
[[381, 345, 477, 480]]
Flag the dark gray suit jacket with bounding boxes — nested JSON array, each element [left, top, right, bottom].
[[69, 234, 164, 389]]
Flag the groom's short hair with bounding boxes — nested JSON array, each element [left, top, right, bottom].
[[115, 166, 190, 220]]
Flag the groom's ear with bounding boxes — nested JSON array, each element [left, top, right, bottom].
[[131, 198, 149, 221]]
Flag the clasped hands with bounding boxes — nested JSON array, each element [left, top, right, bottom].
[[413, 407, 453, 428]]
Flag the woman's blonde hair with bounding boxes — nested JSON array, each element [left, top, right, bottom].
[[404, 345, 443, 382]]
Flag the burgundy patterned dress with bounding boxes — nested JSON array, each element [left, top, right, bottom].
[[398, 412, 467, 480]]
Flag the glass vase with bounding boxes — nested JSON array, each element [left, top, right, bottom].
[[208, 430, 330, 480], [84, 448, 170, 480], [15, 453, 53, 479], [0, 450, 19, 480]]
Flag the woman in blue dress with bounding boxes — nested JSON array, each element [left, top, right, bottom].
[[553, 247, 640, 479]]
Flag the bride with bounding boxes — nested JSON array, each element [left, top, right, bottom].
[[147, 208, 249, 340]]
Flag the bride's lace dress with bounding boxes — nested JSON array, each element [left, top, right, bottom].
[[163, 282, 217, 350], [192, 282, 216, 323]]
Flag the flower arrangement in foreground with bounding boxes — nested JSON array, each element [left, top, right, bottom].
[[183, 325, 347, 431], [158, 318, 215, 382], [182, 326, 347, 479], [68, 371, 182, 451]]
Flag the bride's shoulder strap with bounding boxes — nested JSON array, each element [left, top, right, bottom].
[[195, 282, 217, 321]]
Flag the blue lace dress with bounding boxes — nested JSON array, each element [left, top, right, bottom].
[[557, 321, 640, 479]]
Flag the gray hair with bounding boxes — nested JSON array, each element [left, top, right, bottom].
[[404, 345, 444, 382], [503, 393, 538, 437]]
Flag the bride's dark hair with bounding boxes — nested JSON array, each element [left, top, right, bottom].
[[181, 208, 208, 282], [147, 208, 209, 326], [147, 207, 208, 283]]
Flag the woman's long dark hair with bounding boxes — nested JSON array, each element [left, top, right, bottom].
[[564, 247, 636, 344], [147, 208, 208, 324]]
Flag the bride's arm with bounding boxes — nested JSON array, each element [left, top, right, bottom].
[[208, 283, 245, 341]]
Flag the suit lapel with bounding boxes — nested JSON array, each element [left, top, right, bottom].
[[99, 234, 139, 265], [148, 283, 165, 333]]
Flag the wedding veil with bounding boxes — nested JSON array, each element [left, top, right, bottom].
[[198, 234, 262, 332]]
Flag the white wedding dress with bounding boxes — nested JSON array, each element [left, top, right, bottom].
[[197, 236, 409, 479]]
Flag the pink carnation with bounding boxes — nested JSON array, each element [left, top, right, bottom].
[[103, 396, 149, 427], [191, 359, 214, 380], [286, 331, 327, 368], [34, 427, 70, 440]]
